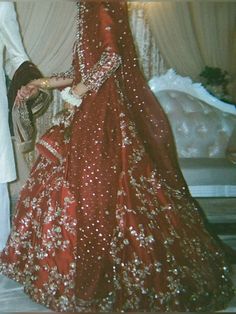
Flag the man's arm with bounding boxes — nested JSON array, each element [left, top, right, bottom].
[[0, 2, 28, 78]]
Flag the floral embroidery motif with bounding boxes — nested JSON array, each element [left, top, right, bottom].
[[0, 1, 234, 313], [83, 51, 122, 92]]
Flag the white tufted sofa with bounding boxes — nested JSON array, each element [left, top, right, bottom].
[[149, 69, 236, 198]]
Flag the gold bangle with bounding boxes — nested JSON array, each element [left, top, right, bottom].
[[40, 78, 51, 89]]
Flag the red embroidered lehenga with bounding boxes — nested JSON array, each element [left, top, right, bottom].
[[0, 1, 234, 312]]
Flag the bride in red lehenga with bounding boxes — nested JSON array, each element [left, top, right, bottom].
[[0, 1, 234, 312]]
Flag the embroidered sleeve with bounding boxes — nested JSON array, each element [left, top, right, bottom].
[[76, 2, 122, 92], [82, 50, 121, 92]]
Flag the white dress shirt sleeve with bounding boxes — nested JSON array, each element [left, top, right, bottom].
[[0, 2, 29, 78]]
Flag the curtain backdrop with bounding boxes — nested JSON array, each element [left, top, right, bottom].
[[16, 2, 76, 76], [128, 2, 167, 80], [15, 2, 165, 80], [15, 1, 236, 84], [145, 2, 236, 81]]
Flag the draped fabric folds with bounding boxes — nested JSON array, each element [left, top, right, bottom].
[[14, 1, 236, 147], [15, 1, 236, 81], [146, 2, 236, 81], [1, 1, 234, 312], [15, 2, 76, 76]]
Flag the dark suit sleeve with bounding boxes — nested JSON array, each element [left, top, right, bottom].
[[8, 61, 49, 135]]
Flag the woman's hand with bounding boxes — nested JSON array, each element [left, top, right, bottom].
[[15, 83, 39, 106], [71, 82, 89, 98], [63, 82, 89, 110]]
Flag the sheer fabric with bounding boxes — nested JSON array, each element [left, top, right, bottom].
[[0, 1, 234, 312]]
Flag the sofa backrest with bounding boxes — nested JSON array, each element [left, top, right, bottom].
[[149, 69, 236, 158]]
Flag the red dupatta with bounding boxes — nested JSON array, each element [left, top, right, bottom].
[[72, 0, 188, 191]]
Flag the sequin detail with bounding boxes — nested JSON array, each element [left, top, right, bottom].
[[83, 51, 121, 92], [1, 1, 234, 313]]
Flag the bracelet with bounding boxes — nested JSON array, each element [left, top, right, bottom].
[[40, 78, 51, 89], [60, 87, 82, 107]]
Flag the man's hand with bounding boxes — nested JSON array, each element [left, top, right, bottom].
[[15, 83, 39, 106]]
